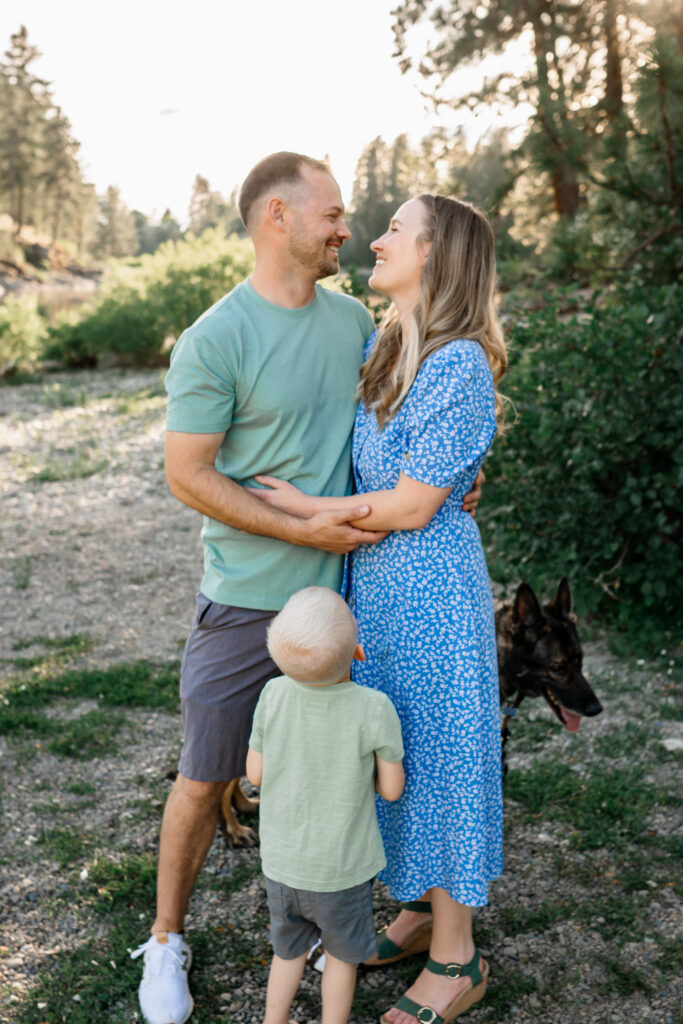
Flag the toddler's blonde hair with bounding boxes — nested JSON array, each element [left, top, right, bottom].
[[267, 586, 358, 686]]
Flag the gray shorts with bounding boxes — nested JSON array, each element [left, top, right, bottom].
[[178, 594, 277, 782], [264, 876, 378, 964]]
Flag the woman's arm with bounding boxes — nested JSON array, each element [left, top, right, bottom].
[[245, 747, 263, 786], [375, 756, 405, 801], [165, 431, 387, 554], [250, 473, 452, 532]]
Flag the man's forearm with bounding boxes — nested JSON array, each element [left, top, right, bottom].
[[169, 462, 309, 545]]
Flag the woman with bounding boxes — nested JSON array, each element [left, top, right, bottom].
[[251, 194, 506, 1024]]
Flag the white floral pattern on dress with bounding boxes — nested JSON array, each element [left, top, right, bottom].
[[349, 335, 504, 907]]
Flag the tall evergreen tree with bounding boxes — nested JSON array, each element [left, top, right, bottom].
[[0, 26, 49, 234], [40, 106, 82, 243], [390, 0, 653, 222], [97, 185, 136, 258]]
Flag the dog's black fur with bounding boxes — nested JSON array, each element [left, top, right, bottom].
[[496, 578, 603, 773]]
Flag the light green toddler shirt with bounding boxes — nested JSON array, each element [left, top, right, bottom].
[[165, 280, 374, 610], [249, 676, 404, 892]]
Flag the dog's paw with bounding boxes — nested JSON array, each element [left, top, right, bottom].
[[224, 822, 259, 848]]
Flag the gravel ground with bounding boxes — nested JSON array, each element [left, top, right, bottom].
[[0, 370, 681, 1024]]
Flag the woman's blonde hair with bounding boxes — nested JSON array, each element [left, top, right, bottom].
[[266, 586, 358, 686], [358, 194, 507, 430]]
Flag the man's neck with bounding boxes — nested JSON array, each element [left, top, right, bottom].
[[249, 262, 317, 310]]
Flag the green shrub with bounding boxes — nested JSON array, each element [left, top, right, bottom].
[[0, 294, 48, 373], [45, 230, 254, 367], [480, 282, 682, 638]]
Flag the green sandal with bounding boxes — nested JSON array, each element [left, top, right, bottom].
[[364, 902, 433, 967], [379, 949, 489, 1024]]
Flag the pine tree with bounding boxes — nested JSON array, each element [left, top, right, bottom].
[[390, 0, 652, 222], [0, 26, 49, 234], [40, 106, 82, 243], [97, 185, 136, 257]]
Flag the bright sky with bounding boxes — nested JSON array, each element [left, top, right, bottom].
[[1, 1, 532, 225]]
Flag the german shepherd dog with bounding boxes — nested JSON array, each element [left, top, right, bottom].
[[219, 577, 603, 844], [496, 577, 603, 773]]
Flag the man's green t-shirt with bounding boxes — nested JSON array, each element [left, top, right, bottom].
[[165, 280, 374, 610], [249, 675, 404, 892]]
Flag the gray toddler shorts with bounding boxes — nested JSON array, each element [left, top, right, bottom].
[[178, 594, 277, 782], [264, 876, 378, 964]]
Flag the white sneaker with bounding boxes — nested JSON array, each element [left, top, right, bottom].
[[306, 938, 326, 973], [131, 931, 193, 1024]]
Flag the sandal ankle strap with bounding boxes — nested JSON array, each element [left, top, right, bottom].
[[426, 948, 482, 986]]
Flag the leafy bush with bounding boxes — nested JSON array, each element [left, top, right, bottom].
[[480, 282, 682, 638], [0, 293, 48, 373], [45, 229, 254, 367]]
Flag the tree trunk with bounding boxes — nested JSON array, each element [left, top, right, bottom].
[[604, 0, 624, 121], [531, 9, 581, 221]]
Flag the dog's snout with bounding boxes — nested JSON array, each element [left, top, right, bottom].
[[584, 696, 603, 717]]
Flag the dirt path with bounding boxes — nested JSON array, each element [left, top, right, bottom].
[[0, 370, 681, 1024]]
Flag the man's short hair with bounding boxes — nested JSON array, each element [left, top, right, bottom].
[[238, 152, 331, 229], [266, 586, 358, 686]]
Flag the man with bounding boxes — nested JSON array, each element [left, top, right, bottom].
[[131, 153, 482, 1024]]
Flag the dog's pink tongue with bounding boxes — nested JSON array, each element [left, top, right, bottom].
[[561, 707, 582, 732]]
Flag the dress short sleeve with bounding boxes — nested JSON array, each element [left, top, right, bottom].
[[399, 340, 496, 489], [165, 328, 236, 434]]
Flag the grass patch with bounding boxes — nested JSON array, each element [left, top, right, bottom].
[[1, 660, 180, 717], [0, 370, 44, 386], [46, 709, 127, 759], [66, 781, 96, 795], [32, 450, 108, 482], [9, 554, 33, 589], [212, 858, 261, 897], [7, 633, 95, 671], [505, 761, 659, 849], [38, 827, 91, 868], [15, 852, 270, 1024], [595, 951, 652, 997], [12, 634, 93, 654], [577, 890, 648, 943], [657, 934, 683, 980], [499, 899, 576, 936], [659, 699, 683, 722], [502, 713, 558, 752], [115, 385, 166, 416], [40, 382, 89, 409], [593, 722, 655, 759], [0, 662, 178, 758]]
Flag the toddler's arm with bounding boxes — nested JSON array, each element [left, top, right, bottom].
[[375, 755, 404, 801], [246, 746, 263, 786]]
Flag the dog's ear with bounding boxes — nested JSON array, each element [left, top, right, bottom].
[[548, 577, 573, 619], [513, 583, 542, 630]]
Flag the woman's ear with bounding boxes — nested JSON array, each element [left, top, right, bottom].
[[418, 239, 432, 268]]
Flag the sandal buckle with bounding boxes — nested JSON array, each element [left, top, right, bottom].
[[444, 963, 462, 979], [416, 1009, 438, 1024]]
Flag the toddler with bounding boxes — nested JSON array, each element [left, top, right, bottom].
[[246, 586, 404, 1024]]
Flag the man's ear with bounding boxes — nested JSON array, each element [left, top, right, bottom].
[[265, 195, 287, 231], [353, 642, 366, 662]]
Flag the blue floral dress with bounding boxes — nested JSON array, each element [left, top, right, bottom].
[[349, 336, 503, 907]]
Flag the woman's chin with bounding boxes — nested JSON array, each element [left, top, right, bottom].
[[368, 272, 387, 295]]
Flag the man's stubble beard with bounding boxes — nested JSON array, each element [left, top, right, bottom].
[[288, 228, 339, 280]]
